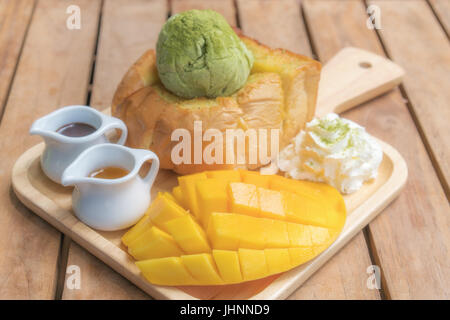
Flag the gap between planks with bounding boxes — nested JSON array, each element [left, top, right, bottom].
[[54, 0, 105, 300], [363, 0, 449, 201], [0, 0, 37, 125]]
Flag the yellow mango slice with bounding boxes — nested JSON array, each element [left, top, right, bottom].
[[208, 212, 290, 250], [128, 226, 183, 260], [212, 250, 243, 283], [147, 193, 187, 233], [239, 248, 269, 281], [286, 222, 313, 247], [207, 212, 241, 250], [228, 182, 260, 217], [172, 186, 184, 207], [196, 179, 228, 226], [126, 170, 347, 287], [162, 191, 176, 203], [258, 187, 285, 220], [236, 214, 265, 249], [289, 247, 316, 267], [181, 254, 224, 285], [136, 257, 198, 286], [165, 215, 210, 254], [122, 214, 152, 247], [283, 191, 330, 228], [271, 175, 346, 223], [264, 248, 292, 274], [269, 175, 325, 201], [178, 172, 208, 217], [260, 218, 290, 248], [240, 170, 270, 188], [206, 170, 241, 182]]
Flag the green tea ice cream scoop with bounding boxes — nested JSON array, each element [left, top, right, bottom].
[[156, 9, 254, 99]]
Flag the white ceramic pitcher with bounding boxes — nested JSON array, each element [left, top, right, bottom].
[[30, 105, 127, 184], [61, 144, 160, 231]]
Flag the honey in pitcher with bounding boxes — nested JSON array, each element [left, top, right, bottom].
[[57, 122, 97, 137], [89, 167, 129, 180]]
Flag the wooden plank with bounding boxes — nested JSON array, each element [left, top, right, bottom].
[[429, 0, 450, 35], [172, 0, 237, 26], [90, 0, 168, 109], [304, 0, 450, 299], [0, 0, 101, 299], [62, 0, 167, 300], [371, 0, 450, 197], [237, 0, 311, 55], [0, 0, 35, 114], [237, 0, 379, 300]]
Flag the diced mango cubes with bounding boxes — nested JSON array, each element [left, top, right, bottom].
[[165, 215, 210, 254], [122, 170, 346, 286], [127, 226, 183, 260], [228, 182, 259, 217], [196, 179, 228, 226]]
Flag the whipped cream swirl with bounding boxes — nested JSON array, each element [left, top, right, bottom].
[[278, 113, 383, 194]]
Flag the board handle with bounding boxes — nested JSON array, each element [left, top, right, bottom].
[[315, 47, 405, 117]]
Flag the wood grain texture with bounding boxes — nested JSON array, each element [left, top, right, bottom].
[[429, 0, 450, 35], [237, 0, 379, 300], [0, 0, 101, 299], [62, 0, 168, 300], [304, 0, 450, 299], [12, 138, 407, 299], [237, 0, 311, 55], [371, 0, 450, 198], [90, 0, 168, 109], [172, 0, 237, 26], [0, 0, 35, 114]]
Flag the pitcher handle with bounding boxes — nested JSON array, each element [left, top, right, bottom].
[[101, 115, 128, 145], [133, 149, 160, 187]]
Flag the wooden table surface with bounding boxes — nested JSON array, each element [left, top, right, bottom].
[[0, 0, 448, 300]]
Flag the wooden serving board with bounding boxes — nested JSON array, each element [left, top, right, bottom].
[[12, 137, 407, 299], [11, 47, 407, 299]]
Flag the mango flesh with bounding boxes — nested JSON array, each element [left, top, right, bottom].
[[123, 170, 346, 286]]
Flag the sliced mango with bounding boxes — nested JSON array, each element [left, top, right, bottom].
[[239, 248, 269, 281], [289, 247, 316, 267], [147, 193, 187, 232], [258, 187, 285, 220], [228, 182, 259, 217], [265, 248, 292, 274], [122, 214, 152, 247], [124, 170, 347, 286], [136, 257, 199, 286], [207, 212, 241, 250], [212, 250, 243, 283], [206, 170, 241, 182], [178, 172, 208, 217], [196, 179, 228, 226], [181, 254, 224, 285], [165, 215, 210, 254], [128, 226, 183, 260]]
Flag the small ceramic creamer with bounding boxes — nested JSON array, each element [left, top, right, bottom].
[[61, 144, 159, 231], [30, 105, 127, 184]]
